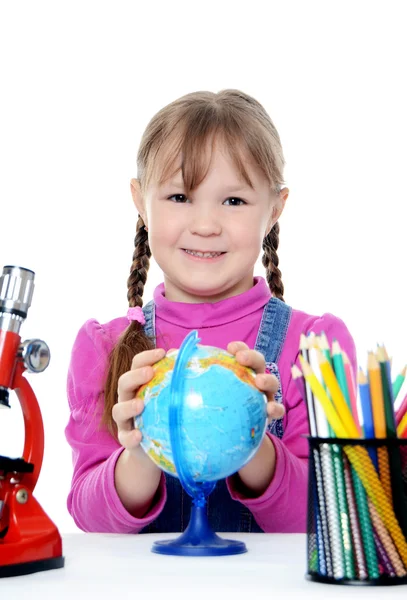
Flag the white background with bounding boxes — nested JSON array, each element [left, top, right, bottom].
[[0, 1, 406, 534]]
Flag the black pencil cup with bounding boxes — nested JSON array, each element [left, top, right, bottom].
[[306, 437, 407, 585]]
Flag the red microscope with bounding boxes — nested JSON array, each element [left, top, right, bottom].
[[0, 265, 64, 577]]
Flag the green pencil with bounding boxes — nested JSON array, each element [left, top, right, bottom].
[[393, 365, 406, 404]]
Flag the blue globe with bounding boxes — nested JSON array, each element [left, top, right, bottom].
[[135, 338, 267, 483]]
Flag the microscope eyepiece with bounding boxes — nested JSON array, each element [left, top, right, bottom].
[[0, 266, 35, 320]]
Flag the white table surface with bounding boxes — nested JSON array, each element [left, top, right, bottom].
[[1, 532, 407, 599]]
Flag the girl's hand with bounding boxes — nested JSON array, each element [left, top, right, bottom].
[[227, 341, 283, 496], [227, 341, 285, 421], [113, 347, 166, 453]]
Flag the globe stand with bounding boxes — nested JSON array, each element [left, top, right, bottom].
[[152, 331, 248, 557], [152, 501, 247, 556]]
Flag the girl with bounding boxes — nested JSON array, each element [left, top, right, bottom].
[[65, 89, 356, 534]]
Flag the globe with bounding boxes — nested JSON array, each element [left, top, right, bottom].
[[134, 330, 268, 556], [135, 333, 268, 484]]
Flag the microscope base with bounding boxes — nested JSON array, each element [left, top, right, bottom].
[[0, 555, 64, 578], [0, 485, 64, 578]]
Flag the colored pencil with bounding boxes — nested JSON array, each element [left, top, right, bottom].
[[368, 352, 387, 438], [368, 498, 407, 577], [292, 363, 316, 438], [377, 346, 397, 437], [299, 334, 317, 437], [308, 344, 330, 438], [367, 352, 393, 502], [358, 368, 378, 469], [309, 450, 326, 575], [396, 392, 407, 425], [332, 341, 351, 407], [397, 411, 407, 438], [342, 350, 361, 435], [318, 333, 336, 439], [393, 365, 407, 404], [343, 456, 368, 579], [372, 529, 396, 577]]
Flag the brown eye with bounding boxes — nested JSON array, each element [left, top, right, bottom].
[[223, 197, 246, 206], [168, 194, 188, 203]]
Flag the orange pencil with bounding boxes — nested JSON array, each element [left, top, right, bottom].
[[368, 351, 392, 502], [368, 352, 387, 438]]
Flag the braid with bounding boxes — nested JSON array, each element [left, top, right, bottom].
[[262, 222, 285, 302], [127, 215, 151, 307], [102, 215, 154, 437]]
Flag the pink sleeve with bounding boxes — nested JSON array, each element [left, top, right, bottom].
[[65, 318, 166, 533], [227, 312, 357, 533]]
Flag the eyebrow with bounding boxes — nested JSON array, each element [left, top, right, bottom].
[[163, 181, 253, 193]]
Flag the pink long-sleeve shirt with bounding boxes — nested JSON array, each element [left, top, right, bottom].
[[65, 277, 357, 533]]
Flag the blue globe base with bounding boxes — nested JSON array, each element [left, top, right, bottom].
[[151, 504, 247, 556]]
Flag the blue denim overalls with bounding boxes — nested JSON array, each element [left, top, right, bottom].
[[141, 296, 292, 533]]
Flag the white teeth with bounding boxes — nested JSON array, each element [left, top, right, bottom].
[[184, 250, 223, 258]]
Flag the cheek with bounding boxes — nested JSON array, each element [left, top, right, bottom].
[[232, 217, 265, 250], [148, 207, 181, 250]]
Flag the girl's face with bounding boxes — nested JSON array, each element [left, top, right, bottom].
[[132, 143, 288, 303]]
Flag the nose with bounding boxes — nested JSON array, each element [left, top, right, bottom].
[[189, 204, 222, 237]]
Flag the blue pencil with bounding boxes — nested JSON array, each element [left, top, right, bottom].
[[358, 368, 378, 470]]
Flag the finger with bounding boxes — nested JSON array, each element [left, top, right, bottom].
[[118, 427, 143, 450], [235, 348, 266, 374], [118, 365, 156, 403], [267, 401, 285, 421], [112, 399, 144, 430], [227, 341, 249, 355], [255, 373, 279, 395], [130, 347, 166, 370]]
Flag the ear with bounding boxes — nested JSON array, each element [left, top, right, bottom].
[[266, 187, 289, 235], [130, 178, 148, 227]]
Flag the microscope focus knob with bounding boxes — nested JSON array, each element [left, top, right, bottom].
[[19, 339, 50, 373]]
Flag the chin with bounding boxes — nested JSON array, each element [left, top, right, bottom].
[[180, 280, 241, 302]]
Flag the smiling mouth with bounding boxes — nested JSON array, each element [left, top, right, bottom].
[[183, 249, 225, 258]]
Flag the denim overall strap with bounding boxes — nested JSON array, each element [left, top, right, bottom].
[[254, 296, 292, 440], [142, 300, 155, 339], [139, 296, 292, 534]]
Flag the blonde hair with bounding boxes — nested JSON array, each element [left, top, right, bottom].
[[102, 89, 286, 435]]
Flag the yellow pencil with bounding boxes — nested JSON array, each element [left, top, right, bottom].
[[316, 350, 360, 438], [368, 352, 387, 438], [397, 411, 407, 437], [299, 355, 349, 437]]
